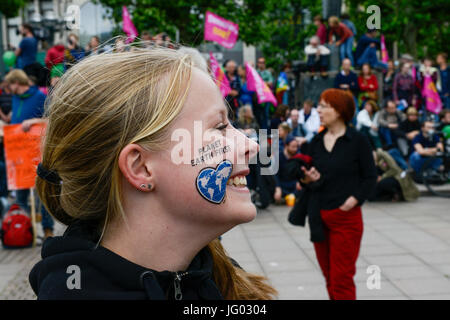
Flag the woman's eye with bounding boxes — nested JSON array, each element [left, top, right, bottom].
[[216, 123, 228, 131]]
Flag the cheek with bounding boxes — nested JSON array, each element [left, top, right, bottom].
[[330, 109, 341, 121], [323, 109, 333, 121], [158, 162, 198, 199]]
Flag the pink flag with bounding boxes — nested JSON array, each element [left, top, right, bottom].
[[381, 35, 389, 63], [204, 11, 239, 49], [245, 62, 277, 106], [209, 52, 231, 97], [422, 75, 443, 114], [122, 6, 138, 43]]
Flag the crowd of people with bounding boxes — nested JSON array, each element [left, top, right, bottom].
[[306, 14, 388, 78], [0, 19, 449, 245], [264, 52, 449, 206], [0, 11, 447, 302], [224, 50, 448, 209]]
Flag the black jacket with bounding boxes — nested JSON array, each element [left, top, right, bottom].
[[288, 181, 325, 243], [29, 220, 224, 300], [288, 126, 376, 242]]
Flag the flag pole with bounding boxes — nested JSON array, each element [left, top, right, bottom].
[[30, 188, 37, 247]]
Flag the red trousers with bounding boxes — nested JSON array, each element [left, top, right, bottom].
[[313, 206, 363, 300]]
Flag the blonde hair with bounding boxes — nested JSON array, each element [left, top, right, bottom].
[[328, 16, 340, 27], [5, 69, 30, 86], [238, 104, 253, 122], [279, 122, 292, 134], [37, 47, 276, 300]]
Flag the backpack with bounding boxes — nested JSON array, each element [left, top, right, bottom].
[[1, 204, 33, 249]]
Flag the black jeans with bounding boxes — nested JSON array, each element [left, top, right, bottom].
[[307, 54, 329, 72]]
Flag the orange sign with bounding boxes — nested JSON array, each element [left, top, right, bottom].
[[3, 123, 46, 190]]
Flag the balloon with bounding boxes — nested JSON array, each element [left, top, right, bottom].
[[3, 51, 16, 67], [442, 125, 450, 140]]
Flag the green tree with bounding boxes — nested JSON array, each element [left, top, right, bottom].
[[95, 0, 321, 70], [346, 0, 450, 59], [258, 0, 321, 68], [0, 0, 27, 18]]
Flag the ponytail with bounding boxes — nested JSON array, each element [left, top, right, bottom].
[[36, 165, 74, 226]]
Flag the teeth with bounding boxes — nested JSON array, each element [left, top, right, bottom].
[[227, 175, 248, 187]]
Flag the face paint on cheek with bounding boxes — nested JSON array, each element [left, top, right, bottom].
[[191, 140, 231, 167], [195, 160, 233, 204]]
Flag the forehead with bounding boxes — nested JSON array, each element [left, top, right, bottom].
[[180, 68, 227, 120]]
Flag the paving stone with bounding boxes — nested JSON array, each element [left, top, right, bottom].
[[380, 265, 442, 280], [356, 280, 407, 298], [267, 270, 325, 287], [365, 254, 426, 267], [275, 283, 329, 300], [261, 258, 316, 274], [391, 277, 450, 296], [408, 294, 450, 300], [416, 252, 450, 265], [360, 244, 408, 256]]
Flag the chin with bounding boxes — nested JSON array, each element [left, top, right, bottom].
[[239, 203, 257, 223], [226, 192, 257, 224]]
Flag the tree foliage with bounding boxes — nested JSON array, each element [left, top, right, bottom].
[[94, 0, 321, 69], [0, 0, 27, 18], [345, 0, 450, 59]]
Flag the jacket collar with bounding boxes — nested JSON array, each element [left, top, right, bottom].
[[17, 85, 37, 99], [53, 219, 222, 300], [319, 125, 355, 141]]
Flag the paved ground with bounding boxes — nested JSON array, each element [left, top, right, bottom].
[[222, 195, 450, 300], [1, 195, 449, 300]]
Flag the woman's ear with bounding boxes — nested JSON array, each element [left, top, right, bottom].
[[118, 144, 154, 192]]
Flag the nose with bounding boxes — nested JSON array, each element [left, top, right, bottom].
[[317, 105, 322, 114], [246, 135, 259, 162], [231, 128, 259, 165]]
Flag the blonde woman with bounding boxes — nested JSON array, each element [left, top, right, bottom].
[[29, 47, 277, 300], [236, 104, 259, 132]]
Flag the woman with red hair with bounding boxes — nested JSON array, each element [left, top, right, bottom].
[[300, 88, 377, 300]]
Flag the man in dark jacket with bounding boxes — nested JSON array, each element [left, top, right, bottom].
[[355, 29, 387, 70], [334, 58, 359, 98]]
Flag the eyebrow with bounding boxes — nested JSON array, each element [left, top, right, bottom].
[[207, 104, 227, 123]]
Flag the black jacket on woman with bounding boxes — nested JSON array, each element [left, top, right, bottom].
[[29, 219, 224, 300], [289, 126, 377, 242]]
